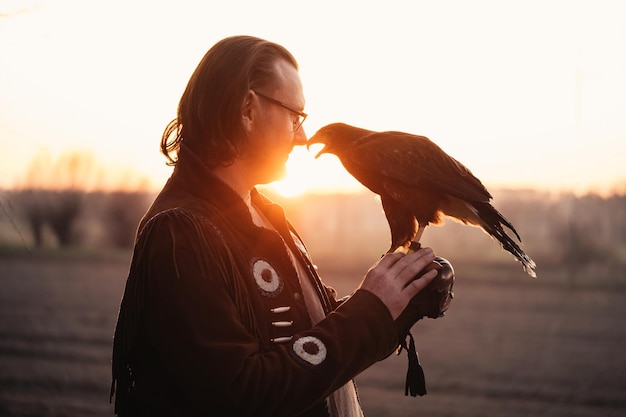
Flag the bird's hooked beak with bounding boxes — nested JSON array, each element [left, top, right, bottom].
[[306, 135, 327, 159]]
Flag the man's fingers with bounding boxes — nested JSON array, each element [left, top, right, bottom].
[[405, 268, 438, 295], [377, 247, 434, 271], [394, 248, 435, 281], [360, 246, 439, 320], [375, 251, 407, 268]]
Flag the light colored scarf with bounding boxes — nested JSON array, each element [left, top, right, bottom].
[[250, 204, 363, 417], [289, 243, 363, 417]]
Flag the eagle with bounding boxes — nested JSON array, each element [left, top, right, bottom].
[[307, 122, 537, 277]]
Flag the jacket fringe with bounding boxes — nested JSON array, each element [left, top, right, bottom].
[[110, 207, 262, 414]]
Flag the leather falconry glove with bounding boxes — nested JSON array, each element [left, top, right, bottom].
[[395, 244, 455, 397]]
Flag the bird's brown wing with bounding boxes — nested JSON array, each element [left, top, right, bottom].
[[350, 131, 491, 203]]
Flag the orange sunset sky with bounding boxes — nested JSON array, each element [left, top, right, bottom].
[[1, 0, 625, 196]]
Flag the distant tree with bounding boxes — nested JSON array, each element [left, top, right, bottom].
[[11, 189, 84, 247], [47, 190, 84, 246], [0, 191, 32, 248], [18, 190, 47, 247], [607, 194, 626, 246], [560, 218, 601, 265], [14, 152, 54, 246], [102, 191, 149, 248], [13, 150, 98, 247]]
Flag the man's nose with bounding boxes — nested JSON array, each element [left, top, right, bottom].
[[293, 126, 307, 146]]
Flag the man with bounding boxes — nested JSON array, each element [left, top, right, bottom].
[[111, 35, 438, 416]]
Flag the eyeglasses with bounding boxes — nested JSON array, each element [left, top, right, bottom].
[[254, 90, 307, 132]]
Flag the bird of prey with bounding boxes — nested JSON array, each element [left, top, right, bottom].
[[307, 123, 537, 277]]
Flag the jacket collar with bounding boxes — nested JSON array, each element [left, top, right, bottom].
[[169, 143, 290, 236]]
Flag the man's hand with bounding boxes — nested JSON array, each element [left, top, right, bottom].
[[358, 247, 438, 320]]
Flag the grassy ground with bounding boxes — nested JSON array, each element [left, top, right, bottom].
[[0, 249, 625, 416]]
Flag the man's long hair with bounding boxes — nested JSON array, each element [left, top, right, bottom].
[[160, 36, 298, 168]]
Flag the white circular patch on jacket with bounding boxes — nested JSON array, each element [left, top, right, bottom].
[[293, 336, 327, 365], [252, 259, 282, 295]]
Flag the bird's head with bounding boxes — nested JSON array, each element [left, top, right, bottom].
[[306, 123, 370, 159]]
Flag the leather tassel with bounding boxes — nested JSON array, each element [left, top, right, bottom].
[[403, 332, 427, 397]]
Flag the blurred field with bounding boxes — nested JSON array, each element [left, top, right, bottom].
[[1, 249, 625, 417]]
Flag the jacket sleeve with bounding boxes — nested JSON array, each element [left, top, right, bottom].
[[134, 210, 398, 416]]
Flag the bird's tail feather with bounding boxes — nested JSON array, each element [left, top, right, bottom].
[[476, 203, 537, 277], [486, 223, 537, 277], [486, 204, 521, 242]]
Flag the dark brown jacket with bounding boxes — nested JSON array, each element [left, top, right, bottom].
[[111, 145, 399, 416]]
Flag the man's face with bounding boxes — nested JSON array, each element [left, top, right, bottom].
[[245, 59, 307, 185]]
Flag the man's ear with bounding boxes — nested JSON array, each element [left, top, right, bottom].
[[241, 90, 256, 133]]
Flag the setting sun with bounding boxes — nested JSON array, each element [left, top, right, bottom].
[[270, 146, 363, 197]]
